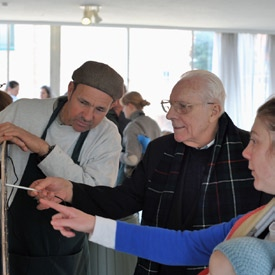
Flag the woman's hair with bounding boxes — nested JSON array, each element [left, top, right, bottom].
[[41, 85, 52, 98], [0, 90, 12, 111], [120, 91, 150, 110], [257, 97, 275, 149], [257, 97, 275, 132]]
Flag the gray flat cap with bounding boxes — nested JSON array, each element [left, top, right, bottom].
[[72, 61, 124, 100]]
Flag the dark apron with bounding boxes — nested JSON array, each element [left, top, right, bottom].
[[7, 97, 90, 275]]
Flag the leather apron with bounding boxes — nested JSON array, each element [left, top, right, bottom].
[[7, 97, 91, 275]]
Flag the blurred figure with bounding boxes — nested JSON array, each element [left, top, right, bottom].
[[106, 85, 130, 137], [40, 85, 52, 99], [6, 80, 19, 101], [0, 90, 12, 111], [118, 91, 161, 184]]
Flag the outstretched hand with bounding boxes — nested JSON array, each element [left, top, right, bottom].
[[40, 199, 96, 237], [28, 177, 74, 210]]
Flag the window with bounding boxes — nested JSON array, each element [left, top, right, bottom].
[[60, 26, 128, 95], [0, 24, 50, 99], [128, 28, 195, 132], [192, 31, 214, 70]]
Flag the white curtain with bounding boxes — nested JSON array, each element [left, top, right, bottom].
[[212, 32, 274, 130], [267, 35, 275, 95]]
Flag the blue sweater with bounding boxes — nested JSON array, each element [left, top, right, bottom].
[[90, 215, 240, 266]]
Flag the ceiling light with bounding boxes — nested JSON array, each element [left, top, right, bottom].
[[80, 5, 102, 25]]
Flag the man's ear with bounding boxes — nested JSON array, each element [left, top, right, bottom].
[[110, 100, 118, 109], [210, 104, 222, 122], [67, 82, 75, 100]]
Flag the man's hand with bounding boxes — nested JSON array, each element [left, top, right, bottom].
[[28, 177, 74, 209], [0, 122, 49, 155], [40, 199, 95, 237]]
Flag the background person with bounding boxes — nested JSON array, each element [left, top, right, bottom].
[[30, 70, 272, 275], [117, 91, 161, 185], [5, 80, 19, 101], [40, 85, 52, 99], [0, 60, 124, 275], [106, 85, 130, 137]]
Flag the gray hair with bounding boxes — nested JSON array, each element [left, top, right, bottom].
[[180, 70, 226, 113]]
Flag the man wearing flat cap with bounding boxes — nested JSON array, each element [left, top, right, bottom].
[[0, 61, 125, 275]]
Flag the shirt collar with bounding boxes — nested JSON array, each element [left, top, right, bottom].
[[197, 139, 215, 150]]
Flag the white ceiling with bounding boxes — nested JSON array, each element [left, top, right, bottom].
[[0, 0, 275, 33]]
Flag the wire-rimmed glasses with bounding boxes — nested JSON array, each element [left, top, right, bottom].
[[161, 100, 215, 114]]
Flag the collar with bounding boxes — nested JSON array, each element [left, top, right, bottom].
[[197, 139, 215, 150]]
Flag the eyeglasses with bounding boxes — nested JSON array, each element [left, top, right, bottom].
[[161, 100, 215, 114]]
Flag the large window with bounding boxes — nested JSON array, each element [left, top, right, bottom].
[[1, 23, 274, 132], [60, 26, 214, 131], [192, 31, 214, 70], [0, 24, 50, 99], [128, 28, 194, 131], [60, 26, 128, 95], [1, 24, 217, 131]]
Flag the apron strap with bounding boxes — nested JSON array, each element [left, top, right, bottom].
[[41, 96, 68, 140], [71, 130, 89, 164]]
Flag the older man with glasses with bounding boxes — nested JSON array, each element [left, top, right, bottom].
[[31, 69, 272, 275]]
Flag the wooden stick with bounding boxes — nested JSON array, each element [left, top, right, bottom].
[[1, 141, 10, 275]]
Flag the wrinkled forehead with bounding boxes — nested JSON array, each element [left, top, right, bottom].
[[73, 84, 114, 106], [170, 78, 206, 101]]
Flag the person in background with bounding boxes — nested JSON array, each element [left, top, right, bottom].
[[40, 85, 52, 99], [106, 85, 130, 137], [117, 91, 161, 185], [5, 80, 19, 101], [29, 70, 272, 275], [0, 90, 12, 111], [0, 60, 124, 275], [37, 96, 275, 275]]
